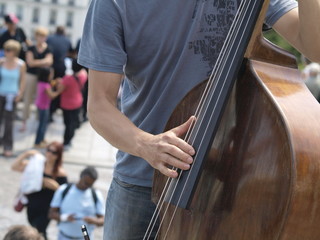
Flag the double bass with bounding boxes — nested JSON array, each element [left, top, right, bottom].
[[149, 0, 320, 239]]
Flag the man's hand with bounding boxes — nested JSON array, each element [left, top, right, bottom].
[[138, 116, 196, 178]]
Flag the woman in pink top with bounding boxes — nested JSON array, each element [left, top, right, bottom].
[[57, 58, 87, 149], [34, 68, 59, 148]]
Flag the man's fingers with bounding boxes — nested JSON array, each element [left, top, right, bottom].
[[154, 152, 191, 178], [158, 165, 179, 178], [161, 141, 193, 164], [172, 116, 196, 138], [169, 116, 196, 156]]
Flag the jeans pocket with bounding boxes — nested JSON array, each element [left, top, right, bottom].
[[114, 178, 136, 188]]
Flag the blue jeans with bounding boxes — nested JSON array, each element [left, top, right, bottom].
[[103, 178, 159, 240], [35, 108, 49, 144]]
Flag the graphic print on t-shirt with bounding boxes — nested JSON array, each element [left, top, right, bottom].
[[190, 0, 240, 76]]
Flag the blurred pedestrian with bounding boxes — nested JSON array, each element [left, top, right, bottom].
[[4, 225, 44, 240], [56, 58, 87, 150], [11, 142, 68, 240], [20, 26, 53, 132], [74, 39, 89, 123], [34, 68, 60, 148], [49, 166, 104, 240], [302, 62, 320, 102], [0, 14, 31, 60], [0, 39, 26, 157], [46, 26, 73, 122]]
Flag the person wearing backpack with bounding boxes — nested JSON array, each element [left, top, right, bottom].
[[49, 166, 105, 240]]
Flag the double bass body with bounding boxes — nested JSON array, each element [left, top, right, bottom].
[[152, 20, 320, 240]]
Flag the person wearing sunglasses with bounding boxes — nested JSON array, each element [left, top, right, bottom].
[[0, 39, 26, 157], [11, 141, 68, 240]]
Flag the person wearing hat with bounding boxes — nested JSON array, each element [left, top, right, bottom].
[[0, 13, 31, 60]]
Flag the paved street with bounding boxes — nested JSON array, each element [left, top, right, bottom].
[[0, 106, 117, 239]]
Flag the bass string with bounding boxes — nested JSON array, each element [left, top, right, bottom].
[[160, 0, 259, 239], [149, 0, 249, 238], [143, 0, 254, 239], [183, 3, 247, 149]]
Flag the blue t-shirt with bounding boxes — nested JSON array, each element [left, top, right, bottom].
[[50, 184, 105, 239], [78, 0, 298, 187]]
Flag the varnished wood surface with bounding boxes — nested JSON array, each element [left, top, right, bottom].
[[153, 59, 320, 240], [252, 61, 320, 240], [152, 0, 320, 239]]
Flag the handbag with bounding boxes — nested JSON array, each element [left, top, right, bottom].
[[13, 191, 28, 212]]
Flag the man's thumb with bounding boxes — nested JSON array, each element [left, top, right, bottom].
[[172, 116, 196, 137]]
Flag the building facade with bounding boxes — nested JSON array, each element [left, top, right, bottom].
[[0, 0, 90, 46]]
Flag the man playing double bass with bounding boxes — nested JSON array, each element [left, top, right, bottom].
[[78, 0, 320, 239]]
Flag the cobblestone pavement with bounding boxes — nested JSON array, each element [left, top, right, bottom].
[[0, 106, 117, 239]]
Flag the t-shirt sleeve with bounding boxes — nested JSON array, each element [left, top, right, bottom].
[[78, 0, 127, 74], [265, 0, 298, 27], [50, 184, 67, 208], [45, 83, 51, 91]]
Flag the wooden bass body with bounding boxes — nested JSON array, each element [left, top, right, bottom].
[[152, 37, 320, 239]]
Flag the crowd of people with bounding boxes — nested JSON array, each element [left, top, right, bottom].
[[0, 13, 104, 240], [1, 0, 320, 239], [0, 13, 89, 157]]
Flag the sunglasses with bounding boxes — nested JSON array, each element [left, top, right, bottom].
[[47, 148, 58, 155]]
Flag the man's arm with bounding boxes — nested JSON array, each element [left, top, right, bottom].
[[83, 214, 104, 227], [16, 62, 26, 102], [48, 207, 61, 221], [273, 1, 320, 62], [88, 70, 195, 178]]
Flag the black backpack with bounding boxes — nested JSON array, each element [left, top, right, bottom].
[[61, 183, 98, 207]]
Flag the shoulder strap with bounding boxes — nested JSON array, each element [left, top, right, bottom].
[[91, 188, 98, 205], [61, 183, 73, 202]]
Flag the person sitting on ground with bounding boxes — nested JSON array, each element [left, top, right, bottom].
[[3, 225, 44, 240], [49, 166, 105, 240]]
